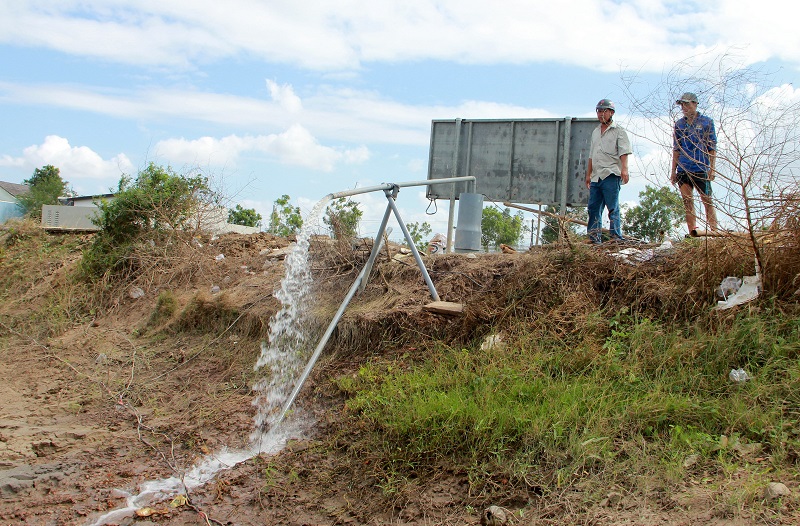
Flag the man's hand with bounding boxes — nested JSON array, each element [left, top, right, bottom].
[[670, 171, 677, 185], [621, 170, 629, 184]]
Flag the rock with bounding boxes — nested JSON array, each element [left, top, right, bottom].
[[95, 353, 108, 365], [600, 491, 624, 508], [210, 285, 220, 294], [765, 482, 791, 499], [480, 505, 508, 525], [0, 465, 36, 495], [683, 454, 700, 469], [128, 287, 145, 299], [733, 441, 762, 460], [480, 334, 506, 351]]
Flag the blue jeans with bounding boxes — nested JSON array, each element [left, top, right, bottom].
[[587, 175, 623, 244]]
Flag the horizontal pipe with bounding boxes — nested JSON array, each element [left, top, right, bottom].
[[328, 176, 476, 200], [503, 201, 589, 228]]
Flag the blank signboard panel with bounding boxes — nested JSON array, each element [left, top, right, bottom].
[[426, 118, 595, 206]]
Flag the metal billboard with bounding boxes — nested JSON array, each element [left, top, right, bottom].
[[426, 118, 596, 207]]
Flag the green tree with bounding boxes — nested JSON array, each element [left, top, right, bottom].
[[623, 186, 684, 242], [323, 197, 362, 239], [481, 207, 527, 251], [228, 204, 262, 228], [268, 195, 303, 237], [80, 163, 211, 279], [539, 205, 587, 244], [405, 221, 433, 252], [17, 165, 70, 219]]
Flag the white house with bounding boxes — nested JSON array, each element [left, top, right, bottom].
[[0, 180, 29, 224]]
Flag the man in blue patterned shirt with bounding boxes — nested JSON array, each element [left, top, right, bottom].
[[670, 92, 719, 233]]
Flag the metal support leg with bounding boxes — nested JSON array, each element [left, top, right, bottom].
[[384, 187, 440, 302], [357, 201, 393, 294]]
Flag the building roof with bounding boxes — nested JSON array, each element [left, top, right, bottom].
[[0, 181, 29, 197]]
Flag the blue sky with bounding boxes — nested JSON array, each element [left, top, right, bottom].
[[1, 1, 798, 241]]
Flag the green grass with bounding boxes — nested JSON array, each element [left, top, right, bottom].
[[336, 309, 800, 491]]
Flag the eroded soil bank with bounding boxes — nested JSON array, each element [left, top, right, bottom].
[[1, 227, 798, 525]]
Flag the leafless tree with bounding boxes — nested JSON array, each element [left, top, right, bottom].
[[621, 51, 800, 284]]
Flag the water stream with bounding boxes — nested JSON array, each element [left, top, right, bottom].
[[87, 196, 331, 526]]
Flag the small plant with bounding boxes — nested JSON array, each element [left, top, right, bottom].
[[323, 197, 362, 239], [148, 290, 178, 327]]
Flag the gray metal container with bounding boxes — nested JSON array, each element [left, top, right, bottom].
[[454, 192, 483, 253]]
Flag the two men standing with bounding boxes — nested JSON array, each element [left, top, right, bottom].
[[585, 92, 719, 243]]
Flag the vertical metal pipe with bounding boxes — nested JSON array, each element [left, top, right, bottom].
[[560, 118, 572, 211], [446, 119, 462, 253], [536, 204, 542, 246]]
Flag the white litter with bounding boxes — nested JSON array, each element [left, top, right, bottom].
[[715, 275, 761, 310], [611, 239, 673, 263]]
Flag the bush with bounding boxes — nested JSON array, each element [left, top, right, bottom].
[[80, 163, 212, 280]]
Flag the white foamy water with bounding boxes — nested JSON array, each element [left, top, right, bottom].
[[86, 419, 308, 526], [87, 197, 331, 526], [251, 196, 330, 438]]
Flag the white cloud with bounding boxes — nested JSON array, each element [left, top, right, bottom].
[[0, 80, 554, 148], [266, 80, 303, 113], [1, 1, 798, 72], [155, 125, 370, 172], [0, 135, 133, 184]]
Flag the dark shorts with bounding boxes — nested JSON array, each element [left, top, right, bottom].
[[676, 171, 712, 196]]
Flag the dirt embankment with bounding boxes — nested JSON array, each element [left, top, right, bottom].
[[1, 223, 798, 525]]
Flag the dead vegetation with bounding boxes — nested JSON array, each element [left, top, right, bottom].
[[1, 216, 799, 525]]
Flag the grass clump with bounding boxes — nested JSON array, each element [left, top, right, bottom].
[[338, 308, 800, 494]]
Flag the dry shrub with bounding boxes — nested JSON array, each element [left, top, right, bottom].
[[0, 216, 47, 246], [169, 290, 268, 339], [760, 192, 800, 297], [331, 233, 800, 359]]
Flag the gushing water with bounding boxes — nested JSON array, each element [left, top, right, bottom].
[[251, 195, 330, 438], [87, 196, 331, 526]]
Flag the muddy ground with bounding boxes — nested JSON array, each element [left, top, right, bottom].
[[0, 228, 796, 525]]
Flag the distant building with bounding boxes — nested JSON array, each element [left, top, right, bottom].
[[58, 193, 116, 207], [41, 192, 258, 235], [0, 180, 29, 224]]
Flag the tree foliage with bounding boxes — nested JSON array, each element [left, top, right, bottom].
[[481, 207, 527, 251], [538, 205, 586, 245], [80, 163, 211, 279], [405, 221, 433, 252], [228, 204, 262, 228], [268, 195, 303, 237], [323, 197, 362, 239], [623, 186, 684, 242], [17, 165, 70, 219]]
